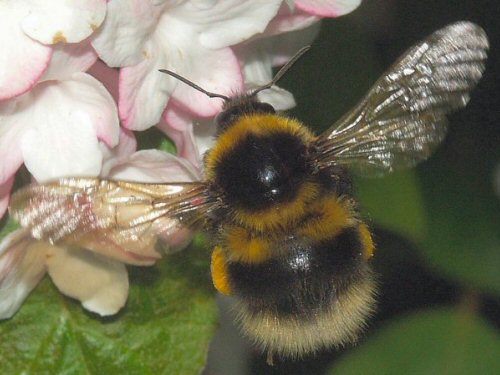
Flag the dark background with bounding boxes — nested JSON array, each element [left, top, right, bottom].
[[205, 0, 500, 374]]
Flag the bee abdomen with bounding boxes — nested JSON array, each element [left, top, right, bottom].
[[224, 225, 376, 357], [228, 228, 364, 316]]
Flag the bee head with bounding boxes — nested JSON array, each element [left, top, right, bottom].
[[215, 97, 275, 135]]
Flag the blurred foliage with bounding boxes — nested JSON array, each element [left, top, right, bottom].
[[331, 308, 500, 374], [136, 126, 177, 155]]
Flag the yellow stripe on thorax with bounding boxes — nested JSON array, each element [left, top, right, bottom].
[[204, 113, 315, 181]]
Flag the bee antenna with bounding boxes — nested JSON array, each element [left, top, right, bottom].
[[158, 69, 230, 101], [250, 45, 311, 97]]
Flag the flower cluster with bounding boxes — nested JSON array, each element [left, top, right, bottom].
[[0, 0, 361, 319]]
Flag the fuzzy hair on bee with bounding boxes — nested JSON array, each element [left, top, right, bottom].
[[9, 22, 488, 359]]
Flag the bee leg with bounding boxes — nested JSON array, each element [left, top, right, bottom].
[[210, 246, 232, 295]]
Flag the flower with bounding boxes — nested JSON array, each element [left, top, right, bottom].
[[91, 0, 286, 131], [0, 0, 363, 319]]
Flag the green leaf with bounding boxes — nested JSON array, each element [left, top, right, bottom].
[[136, 127, 177, 155], [0, 239, 217, 374], [331, 308, 500, 375]]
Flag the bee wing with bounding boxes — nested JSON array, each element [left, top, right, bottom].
[[314, 22, 489, 176], [9, 178, 213, 264]]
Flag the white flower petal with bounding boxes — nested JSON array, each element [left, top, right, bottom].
[[193, 118, 217, 160], [100, 128, 137, 175], [257, 86, 296, 112], [0, 230, 47, 320], [21, 0, 106, 44], [18, 74, 119, 182], [13, 72, 118, 182], [91, 0, 158, 67], [238, 48, 296, 111], [22, 113, 103, 182], [0, 2, 52, 99], [161, 102, 217, 165], [295, 0, 362, 17], [170, 0, 282, 49], [41, 42, 98, 81], [46, 246, 129, 316], [235, 22, 321, 112], [106, 149, 202, 183]]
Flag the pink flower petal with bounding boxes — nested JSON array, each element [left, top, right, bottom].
[[171, 47, 243, 117], [295, 0, 361, 17], [41, 42, 98, 81], [118, 49, 177, 130], [0, 177, 14, 219], [0, 103, 26, 184], [21, 0, 106, 44], [0, 230, 47, 319], [18, 74, 119, 182], [160, 104, 201, 168], [46, 246, 128, 316], [91, 0, 158, 67], [87, 59, 120, 103], [170, 0, 282, 49], [120, 41, 242, 129], [0, 3, 52, 99]]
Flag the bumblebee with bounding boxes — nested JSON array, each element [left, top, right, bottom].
[[9, 22, 488, 358]]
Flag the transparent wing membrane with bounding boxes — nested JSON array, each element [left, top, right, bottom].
[[9, 178, 214, 257], [314, 22, 488, 176]]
